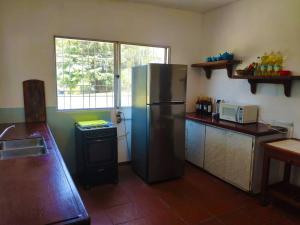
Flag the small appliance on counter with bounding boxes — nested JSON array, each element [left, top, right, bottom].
[[219, 103, 258, 124], [75, 120, 118, 188], [212, 99, 224, 120]]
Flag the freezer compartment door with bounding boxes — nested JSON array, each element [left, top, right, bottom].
[[132, 65, 148, 108], [147, 103, 185, 183], [147, 64, 187, 104]]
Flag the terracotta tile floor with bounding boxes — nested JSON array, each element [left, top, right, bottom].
[[78, 164, 300, 225]]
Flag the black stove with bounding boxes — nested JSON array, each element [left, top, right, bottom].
[[75, 123, 118, 188]]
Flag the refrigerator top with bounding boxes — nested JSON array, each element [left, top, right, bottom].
[[132, 63, 188, 69], [147, 101, 185, 105]]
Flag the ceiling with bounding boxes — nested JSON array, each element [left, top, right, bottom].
[[122, 0, 239, 13]]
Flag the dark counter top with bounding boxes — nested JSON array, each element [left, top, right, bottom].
[[186, 113, 284, 137], [0, 123, 90, 225]]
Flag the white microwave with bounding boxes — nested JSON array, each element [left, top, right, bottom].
[[219, 103, 258, 124]]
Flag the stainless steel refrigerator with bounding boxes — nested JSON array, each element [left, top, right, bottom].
[[131, 63, 187, 183]]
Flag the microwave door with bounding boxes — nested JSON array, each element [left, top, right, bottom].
[[221, 105, 238, 122]]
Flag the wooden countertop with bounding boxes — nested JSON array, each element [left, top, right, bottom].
[[266, 139, 300, 155], [186, 113, 285, 137], [0, 123, 90, 225]]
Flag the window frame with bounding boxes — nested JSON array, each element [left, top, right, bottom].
[[54, 36, 170, 111]]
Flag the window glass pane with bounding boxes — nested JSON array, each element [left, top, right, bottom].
[[55, 37, 114, 110], [120, 44, 166, 107]]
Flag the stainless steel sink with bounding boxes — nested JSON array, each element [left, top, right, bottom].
[[0, 138, 48, 160]]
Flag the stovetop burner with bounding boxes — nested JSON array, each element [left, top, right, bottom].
[[80, 124, 113, 130], [76, 120, 114, 130]]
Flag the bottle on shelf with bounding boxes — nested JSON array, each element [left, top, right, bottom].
[[254, 59, 261, 76], [274, 51, 283, 76], [199, 97, 204, 115], [195, 98, 200, 114], [268, 51, 276, 76], [207, 98, 212, 116], [260, 53, 268, 76], [202, 97, 208, 115]]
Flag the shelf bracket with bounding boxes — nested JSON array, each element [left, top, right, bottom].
[[203, 68, 212, 79], [284, 80, 292, 97], [247, 78, 293, 97], [191, 60, 241, 79], [226, 64, 234, 78], [248, 80, 257, 94]]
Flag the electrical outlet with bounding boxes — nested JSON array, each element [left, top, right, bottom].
[[116, 111, 122, 123], [269, 120, 294, 138], [110, 109, 122, 124]]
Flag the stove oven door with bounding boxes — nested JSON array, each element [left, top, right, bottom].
[[84, 136, 117, 167]]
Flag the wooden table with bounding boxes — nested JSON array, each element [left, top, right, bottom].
[[261, 139, 300, 208]]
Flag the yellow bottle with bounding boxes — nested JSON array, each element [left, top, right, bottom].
[[268, 52, 276, 76], [274, 52, 283, 76]]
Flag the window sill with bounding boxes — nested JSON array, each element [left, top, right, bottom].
[[56, 107, 115, 113]]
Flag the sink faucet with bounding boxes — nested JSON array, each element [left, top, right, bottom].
[[0, 125, 15, 139]]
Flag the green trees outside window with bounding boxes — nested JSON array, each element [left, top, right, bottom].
[[55, 37, 168, 110]]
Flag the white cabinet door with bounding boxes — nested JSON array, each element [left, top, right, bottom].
[[204, 126, 226, 178], [185, 120, 205, 168], [225, 131, 254, 191]]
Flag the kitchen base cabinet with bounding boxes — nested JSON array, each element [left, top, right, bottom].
[[225, 130, 254, 191], [205, 125, 254, 191], [185, 119, 285, 193], [204, 126, 226, 178], [203, 125, 285, 193], [186, 114, 288, 193], [185, 120, 205, 168]]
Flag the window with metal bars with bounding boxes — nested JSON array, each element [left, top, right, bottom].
[[55, 37, 169, 110]]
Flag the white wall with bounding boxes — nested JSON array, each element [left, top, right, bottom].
[[202, 0, 300, 184], [201, 0, 300, 137], [0, 0, 204, 167], [0, 0, 204, 112]]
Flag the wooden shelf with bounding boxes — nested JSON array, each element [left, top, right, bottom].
[[191, 59, 300, 97], [232, 75, 300, 97], [269, 182, 300, 208], [191, 60, 241, 79]]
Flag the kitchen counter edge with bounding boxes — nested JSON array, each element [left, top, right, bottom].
[[186, 113, 286, 136], [0, 122, 90, 225]]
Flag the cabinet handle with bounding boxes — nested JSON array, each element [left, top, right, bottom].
[[97, 168, 105, 173]]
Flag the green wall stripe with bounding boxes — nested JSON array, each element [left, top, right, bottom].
[[0, 107, 25, 123]]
